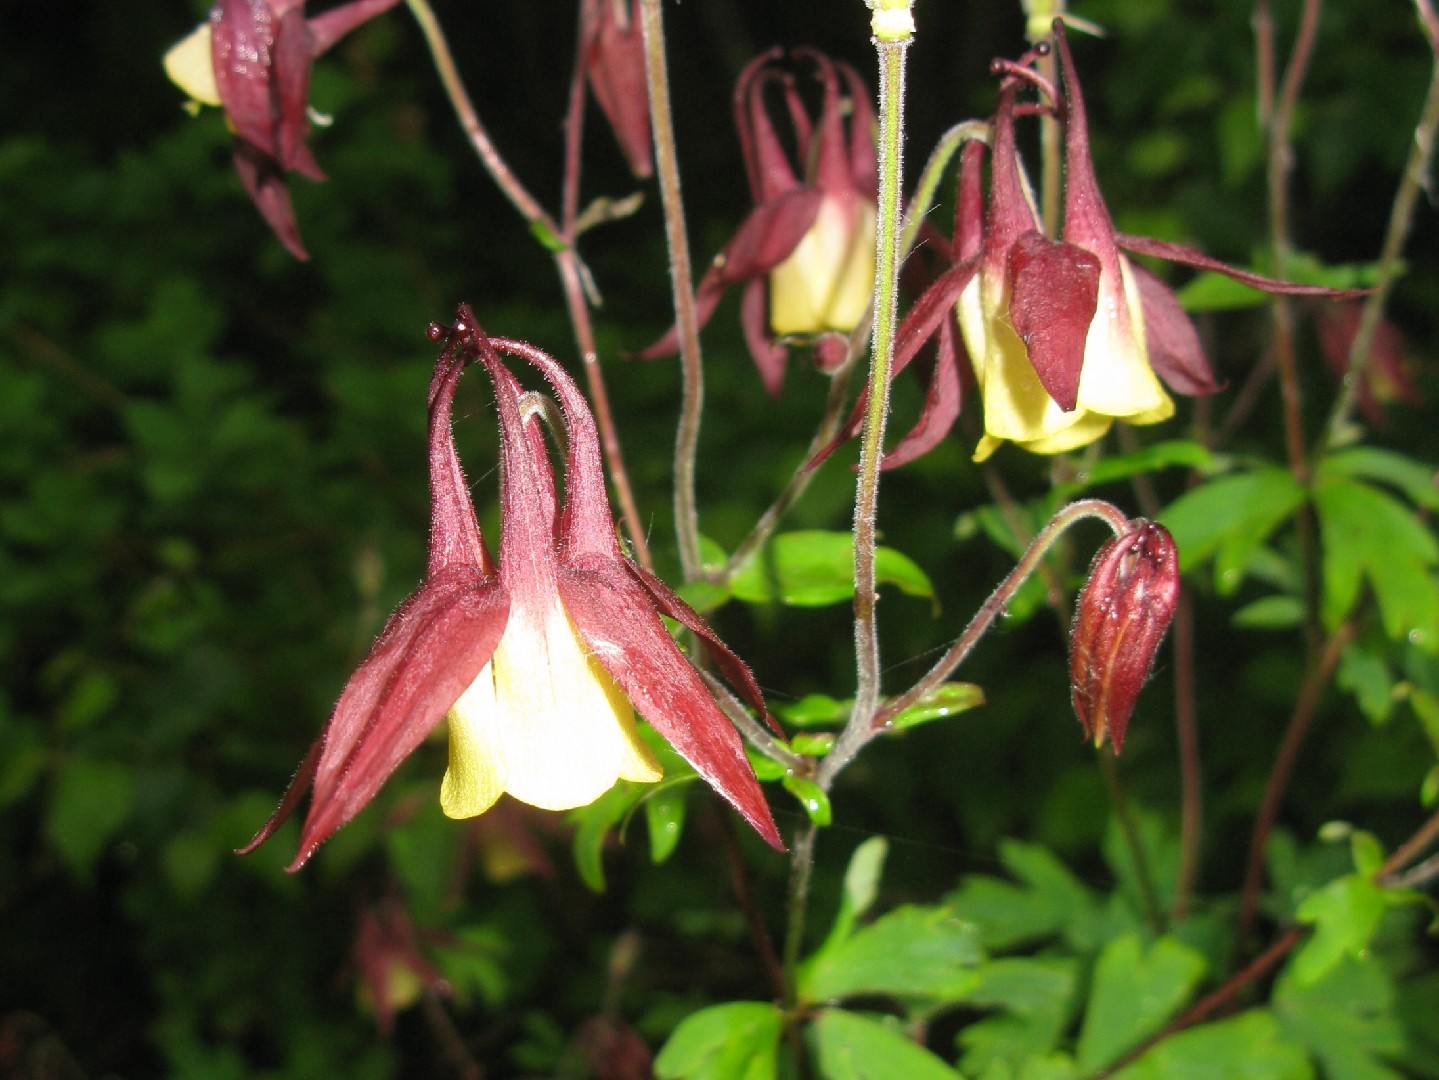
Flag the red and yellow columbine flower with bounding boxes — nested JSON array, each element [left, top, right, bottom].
[[638, 49, 877, 395], [861, 25, 1363, 465], [582, 0, 652, 179], [1070, 520, 1180, 753], [164, 0, 399, 259], [243, 307, 781, 868]]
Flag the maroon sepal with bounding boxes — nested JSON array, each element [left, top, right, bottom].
[[582, 0, 653, 179]]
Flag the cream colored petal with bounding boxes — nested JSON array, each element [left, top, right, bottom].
[[1074, 262, 1173, 421], [163, 24, 221, 107], [769, 196, 877, 336], [444, 592, 661, 816]]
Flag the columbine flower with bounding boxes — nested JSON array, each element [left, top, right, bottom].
[[1070, 520, 1180, 753], [242, 307, 781, 867], [164, 0, 400, 259], [638, 49, 877, 395], [351, 898, 445, 1035], [866, 25, 1362, 464], [582, 0, 652, 179]]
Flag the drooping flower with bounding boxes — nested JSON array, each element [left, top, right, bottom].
[[242, 307, 782, 868], [861, 25, 1365, 465], [351, 897, 445, 1035], [582, 0, 652, 179], [1316, 302, 1422, 427], [164, 0, 401, 259], [637, 49, 877, 396], [1070, 520, 1180, 753]]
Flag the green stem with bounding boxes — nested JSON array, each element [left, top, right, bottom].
[[846, 24, 911, 769], [637, 0, 704, 580]]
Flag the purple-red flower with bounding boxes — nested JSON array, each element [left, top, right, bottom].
[[164, 0, 400, 259], [242, 306, 782, 868], [351, 897, 445, 1035], [1070, 520, 1180, 753], [582, 0, 652, 179], [638, 49, 877, 396], [868, 24, 1363, 463]]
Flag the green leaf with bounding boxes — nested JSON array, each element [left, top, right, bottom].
[[46, 758, 136, 879], [1337, 644, 1398, 724], [1112, 1010, 1313, 1080], [791, 733, 836, 756], [730, 531, 934, 607], [1076, 934, 1207, 1073], [1233, 595, 1304, 630], [645, 786, 687, 865], [655, 1002, 784, 1080], [955, 957, 1078, 1076], [1052, 440, 1213, 502], [801, 904, 983, 1004], [822, 837, 889, 949], [810, 1009, 963, 1080], [946, 842, 1097, 952], [1291, 874, 1388, 986], [1313, 478, 1439, 649], [1275, 956, 1406, 1080], [1159, 468, 1305, 588], [886, 683, 986, 731], [569, 783, 648, 892], [782, 774, 833, 826], [1321, 447, 1439, 513], [775, 693, 851, 728]]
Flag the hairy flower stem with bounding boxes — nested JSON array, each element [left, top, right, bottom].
[[407, 0, 651, 571], [844, 26, 911, 776], [827, 500, 1130, 784], [637, 0, 704, 581], [1324, 0, 1439, 446]]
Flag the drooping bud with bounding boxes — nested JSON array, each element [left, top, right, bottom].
[[1070, 520, 1179, 752]]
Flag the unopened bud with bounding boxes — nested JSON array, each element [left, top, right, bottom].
[[1070, 520, 1179, 753]]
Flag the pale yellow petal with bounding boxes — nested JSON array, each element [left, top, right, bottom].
[[163, 24, 221, 107], [444, 593, 660, 816], [1074, 262, 1172, 421], [769, 196, 876, 336]]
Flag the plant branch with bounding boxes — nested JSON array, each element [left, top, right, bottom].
[[842, 22, 911, 788], [637, 0, 704, 580], [1324, 0, 1439, 445], [1234, 619, 1356, 959]]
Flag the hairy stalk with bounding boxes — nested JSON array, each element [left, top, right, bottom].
[[843, 19, 912, 782], [408, 0, 651, 569], [902, 120, 991, 256], [830, 499, 1130, 779], [1324, 0, 1439, 445], [1234, 620, 1357, 959], [697, 669, 805, 772], [638, 0, 704, 580], [405, 0, 556, 234], [1259, 0, 1324, 642]]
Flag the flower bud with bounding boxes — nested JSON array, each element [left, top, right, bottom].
[[1070, 520, 1179, 752]]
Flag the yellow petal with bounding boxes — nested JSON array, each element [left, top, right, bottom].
[[769, 196, 877, 336], [440, 593, 660, 819], [163, 24, 221, 108]]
